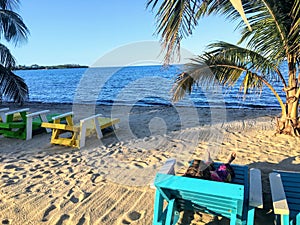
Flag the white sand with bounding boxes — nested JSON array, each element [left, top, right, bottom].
[[0, 103, 299, 225]]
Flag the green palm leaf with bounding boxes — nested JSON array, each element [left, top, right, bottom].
[[147, 0, 199, 64], [289, 0, 300, 55], [172, 42, 282, 101], [0, 43, 15, 67], [147, 0, 253, 63], [0, 9, 29, 45], [0, 0, 19, 10], [0, 64, 28, 103], [0, 0, 29, 103]]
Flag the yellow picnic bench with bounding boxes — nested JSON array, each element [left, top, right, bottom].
[[41, 112, 120, 149]]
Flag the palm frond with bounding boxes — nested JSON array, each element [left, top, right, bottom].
[[289, 0, 300, 55], [240, 71, 263, 95], [229, 0, 251, 30], [0, 9, 29, 45], [147, 0, 203, 64], [172, 41, 282, 101], [0, 65, 28, 103], [147, 0, 256, 64], [237, 1, 298, 61], [0, 43, 15, 68], [0, 0, 20, 10], [172, 72, 194, 102], [207, 41, 281, 80]]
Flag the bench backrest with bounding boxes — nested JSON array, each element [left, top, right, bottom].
[[155, 172, 245, 222], [274, 170, 300, 220]]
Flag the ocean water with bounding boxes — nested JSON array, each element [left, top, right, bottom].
[[14, 65, 285, 109]]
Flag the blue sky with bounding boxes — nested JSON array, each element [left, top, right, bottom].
[[7, 0, 241, 66]]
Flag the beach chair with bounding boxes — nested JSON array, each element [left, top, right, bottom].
[[152, 159, 263, 225], [0, 108, 55, 140], [41, 112, 120, 149], [269, 170, 300, 225]]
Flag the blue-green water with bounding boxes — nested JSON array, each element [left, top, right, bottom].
[[15, 65, 285, 109]]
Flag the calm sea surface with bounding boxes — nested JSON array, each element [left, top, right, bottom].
[[15, 65, 285, 109]]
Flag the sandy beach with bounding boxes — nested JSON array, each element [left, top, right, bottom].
[[0, 102, 299, 225]]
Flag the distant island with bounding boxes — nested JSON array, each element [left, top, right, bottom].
[[13, 64, 89, 70]]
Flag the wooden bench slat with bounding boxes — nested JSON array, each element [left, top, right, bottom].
[[269, 172, 290, 215], [0, 121, 26, 128], [156, 173, 244, 199], [41, 122, 79, 131], [270, 170, 300, 225], [99, 118, 120, 129], [249, 168, 263, 208]]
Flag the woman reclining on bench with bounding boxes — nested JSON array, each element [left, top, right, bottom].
[[183, 151, 236, 182]]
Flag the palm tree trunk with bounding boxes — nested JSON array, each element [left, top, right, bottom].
[[277, 55, 300, 136]]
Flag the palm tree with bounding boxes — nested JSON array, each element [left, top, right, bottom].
[[0, 0, 29, 104], [148, 0, 300, 136]]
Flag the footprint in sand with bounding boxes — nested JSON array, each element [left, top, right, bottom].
[[3, 175, 21, 186], [42, 204, 57, 222], [121, 211, 143, 224], [55, 214, 70, 225], [4, 164, 20, 170], [133, 161, 148, 169], [66, 187, 91, 204], [76, 214, 90, 225], [91, 173, 104, 184], [1, 219, 11, 224]]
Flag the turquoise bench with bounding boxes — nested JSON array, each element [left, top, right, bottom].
[[269, 170, 300, 225], [152, 159, 263, 225]]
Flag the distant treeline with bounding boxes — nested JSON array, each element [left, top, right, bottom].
[[13, 64, 89, 70]]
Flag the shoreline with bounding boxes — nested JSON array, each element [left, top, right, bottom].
[[1, 102, 298, 225], [2, 100, 283, 109]]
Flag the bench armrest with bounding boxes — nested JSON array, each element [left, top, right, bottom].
[[26, 110, 50, 118], [80, 113, 103, 123], [52, 111, 73, 120], [269, 172, 289, 215], [249, 168, 263, 208], [5, 108, 30, 116], [150, 158, 176, 189], [157, 158, 176, 175], [0, 108, 9, 112]]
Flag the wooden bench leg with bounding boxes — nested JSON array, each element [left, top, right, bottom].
[[94, 117, 103, 139], [40, 114, 51, 133], [71, 131, 78, 148], [51, 129, 60, 144], [229, 209, 237, 225], [113, 123, 119, 130], [0, 108, 9, 122], [247, 206, 255, 225], [79, 121, 88, 149], [26, 117, 33, 140], [281, 214, 289, 225], [153, 191, 165, 225], [165, 199, 179, 225]]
